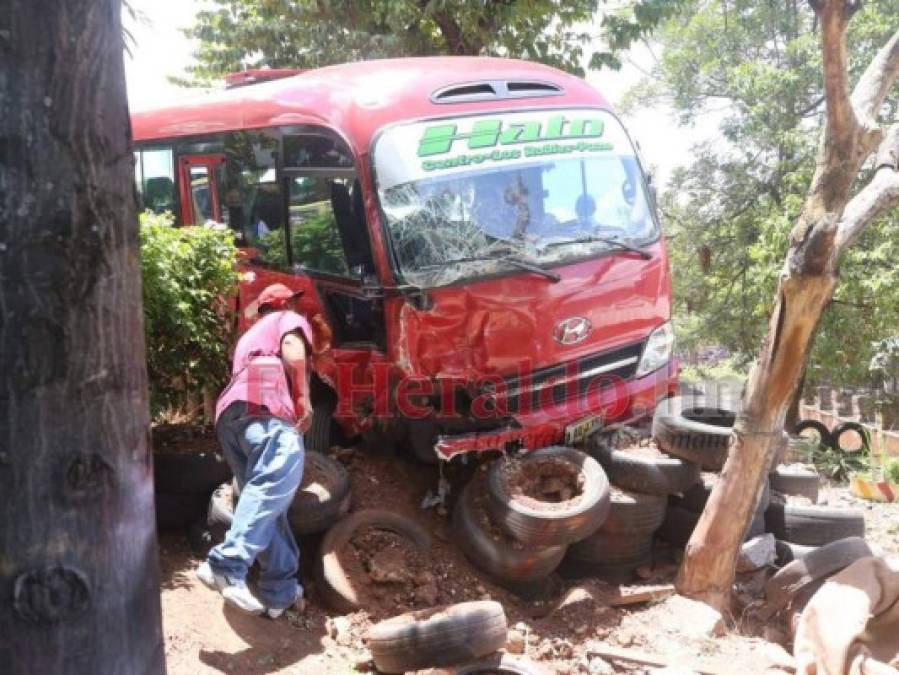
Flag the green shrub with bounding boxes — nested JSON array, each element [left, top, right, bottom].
[[884, 458, 899, 484], [811, 442, 870, 482], [139, 211, 239, 416]]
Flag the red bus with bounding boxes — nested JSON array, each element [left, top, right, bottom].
[[131, 57, 677, 461]]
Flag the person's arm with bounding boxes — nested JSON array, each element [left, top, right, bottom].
[[281, 331, 312, 432]]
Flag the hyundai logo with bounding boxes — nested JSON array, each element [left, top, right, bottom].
[[553, 317, 592, 345]]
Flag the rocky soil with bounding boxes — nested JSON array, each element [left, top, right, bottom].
[[160, 442, 897, 675]]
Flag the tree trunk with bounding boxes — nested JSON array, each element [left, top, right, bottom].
[[676, 0, 899, 610], [785, 368, 807, 432], [676, 270, 836, 608], [0, 2, 165, 673]]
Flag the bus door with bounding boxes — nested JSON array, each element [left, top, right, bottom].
[[177, 154, 226, 225], [280, 132, 386, 421]]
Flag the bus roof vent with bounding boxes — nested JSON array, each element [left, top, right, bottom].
[[431, 80, 564, 104], [224, 68, 305, 89]]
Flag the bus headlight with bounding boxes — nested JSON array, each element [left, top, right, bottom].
[[636, 322, 675, 377]]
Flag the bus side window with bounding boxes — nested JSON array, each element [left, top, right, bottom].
[[220, 131, 280, 248], [134, 147, 176, 216], [285, 176, 353, 276]]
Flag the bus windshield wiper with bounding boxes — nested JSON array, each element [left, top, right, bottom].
[[426, 254, 561, 282], [542, 235, 652, 260]]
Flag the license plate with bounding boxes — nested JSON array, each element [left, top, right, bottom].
[[564, 415, 603, 446]]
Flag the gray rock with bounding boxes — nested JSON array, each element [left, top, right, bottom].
[[737, 533, 777, 572]]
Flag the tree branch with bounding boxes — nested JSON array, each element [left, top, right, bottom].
[[810, 0, 859, 157], [835, 124, 899, 255], [850, 28, 899, 124]]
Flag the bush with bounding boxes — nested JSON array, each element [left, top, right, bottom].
[[884, 458, 899, 484], [139, 211, 239, 417], [810, 442, 870, 482]]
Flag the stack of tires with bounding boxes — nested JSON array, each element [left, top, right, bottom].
[[649, 396, 866, 559], [189, 450, 352, 556], [649, 395, 778, 548], [571, 431, 699, 580], [453, 446, 611, 595]]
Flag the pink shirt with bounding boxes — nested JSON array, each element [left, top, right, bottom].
[[215, 311, 314, 423]]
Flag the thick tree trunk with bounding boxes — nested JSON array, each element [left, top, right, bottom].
[[676, 271, 836, 608], [0, 2, 164, 673]]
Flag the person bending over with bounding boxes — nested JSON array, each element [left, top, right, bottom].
[[196, 283, 313, 618]]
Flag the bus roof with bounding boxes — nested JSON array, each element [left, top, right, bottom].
[[131, 57, 611, 153]]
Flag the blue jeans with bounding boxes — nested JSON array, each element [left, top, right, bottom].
[[208, 403, 304, 609]]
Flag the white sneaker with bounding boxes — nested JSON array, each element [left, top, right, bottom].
[[196, 561, 264, 615], [265, 590, 306, 619]]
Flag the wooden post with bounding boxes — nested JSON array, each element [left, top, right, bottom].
[[0, 1, 165, 672]]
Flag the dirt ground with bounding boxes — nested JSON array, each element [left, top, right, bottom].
[[159, 443, 896, 675]]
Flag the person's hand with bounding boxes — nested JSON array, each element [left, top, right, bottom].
[[296, 409, 313, 434]]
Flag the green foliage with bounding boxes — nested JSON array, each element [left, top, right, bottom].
[[139, 211, 240, 415], [259, 211, 348, 275], [811, 443, 870, 483], [884, 458, 899, 484], [679, 357, 749, 385], [178, 0, 688, 84], [642, 0, 899, 388]]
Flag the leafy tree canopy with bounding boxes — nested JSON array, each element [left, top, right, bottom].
[[635, 0, 899, 388], [179, 0, 687, 84]]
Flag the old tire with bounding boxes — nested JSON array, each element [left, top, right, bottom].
[[672, 474, 771, 515], [651, 396, 735, 471], [306, 399, 341, 453], [233, 452, 351, 535], [658, 505, 764, 547], [587, 439, 700, 496], [445, 653, 551, 675], [656, 506, 697, 547], [453, 477, 566, 584], [288, 451, 351, 536], [187, 482, 234, 555], [831, 421, 870, 452], [794, 419, 832, 448], [764, 502, 865, 546], [559, 531, 652, 583], [153, 450, 232, 495], [765, 536, 872, 610], [316, 509, 431, 614], [774, 540, 817, 566], [769, 465, 819, 502], [366, 601, 507, 674], [601, 489, 667, 535], [487, 447, 610, 547], [155, 492, 209, 531]]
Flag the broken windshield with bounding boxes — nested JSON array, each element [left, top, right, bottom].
[[373, 108, 658, 287]]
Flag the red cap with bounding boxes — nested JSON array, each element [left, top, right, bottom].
[[256, 283, 302, 310]]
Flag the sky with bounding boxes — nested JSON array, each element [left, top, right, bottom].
[[123, 0, 709, 189]]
